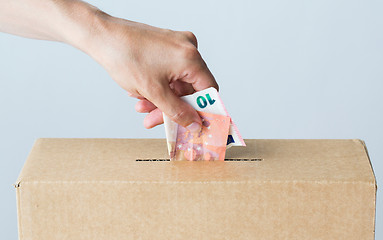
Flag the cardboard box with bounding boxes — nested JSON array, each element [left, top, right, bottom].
[[15, 139, 376, 239]]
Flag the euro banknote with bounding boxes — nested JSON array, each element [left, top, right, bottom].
[[164, 87, 245, 161]]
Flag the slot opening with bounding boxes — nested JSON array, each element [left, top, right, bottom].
[[135, 158, 263, 162], [136, 159, 170, 161], [224, 158, 263, 161]]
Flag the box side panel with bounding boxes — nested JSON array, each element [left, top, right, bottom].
[[18, 181, 375, 240], [359, 139, 377, 185], [358, 139, 377, 238]]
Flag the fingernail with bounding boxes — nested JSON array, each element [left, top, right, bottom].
[[186, 122, 201, 133]]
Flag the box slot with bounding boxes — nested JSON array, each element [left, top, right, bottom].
[[136, 159, 170, 161], [135, 158, 263, 161], [224, 158, 263, 161]]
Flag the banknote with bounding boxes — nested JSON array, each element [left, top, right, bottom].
[[168, 111, 230, 161], [164, 87, 245, 161], [175, 87, 246, 148]]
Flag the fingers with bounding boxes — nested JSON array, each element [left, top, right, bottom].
[[136, 83, 196, 128], [143, 108, 164, 129], [135, 99, 163, 128], [135, 81, 194, 114], [178, 47, 219, 92], [135, 99, 164, 128], [145, 84, 202, 131], [135, 99, 156, 113], [189, 64, 219, 92], [127, 92, 146, 100]]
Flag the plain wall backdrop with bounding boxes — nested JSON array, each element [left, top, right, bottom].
[[1, 0, 382, 238]]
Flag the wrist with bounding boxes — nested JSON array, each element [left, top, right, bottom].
[[73, 8, 139, 74], [59, 1, 111, 54]]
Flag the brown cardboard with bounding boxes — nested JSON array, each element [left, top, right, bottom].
[[15, 139, 376, 239]]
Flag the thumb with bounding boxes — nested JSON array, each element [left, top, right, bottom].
[[146, 84, 202, 132]]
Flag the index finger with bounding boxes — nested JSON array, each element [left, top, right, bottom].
[[183, 60, 219, 92]]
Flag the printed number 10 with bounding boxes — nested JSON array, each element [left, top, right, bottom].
[[197, 94, 216, 109]]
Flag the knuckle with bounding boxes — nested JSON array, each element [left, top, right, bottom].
[[179, 44, 200, 60], [126, 88, 141, 97], [183, 31, 198, 45]]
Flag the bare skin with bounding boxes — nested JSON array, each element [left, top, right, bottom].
[[0, 0, 218, 131]]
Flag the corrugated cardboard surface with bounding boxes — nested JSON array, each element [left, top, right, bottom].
[[15, 139, 376, 239]]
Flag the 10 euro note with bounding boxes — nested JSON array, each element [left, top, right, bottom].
[[164, 87, 245, 161]]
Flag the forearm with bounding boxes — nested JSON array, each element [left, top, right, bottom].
[[0, 0, 217, 129], [0, 0, 98, 50]]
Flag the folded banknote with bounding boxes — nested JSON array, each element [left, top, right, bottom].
[[164, 87, 245, 161]]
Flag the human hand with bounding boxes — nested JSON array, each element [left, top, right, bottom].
[[0, 0, 218, 131], [83, 11, 218, 131]]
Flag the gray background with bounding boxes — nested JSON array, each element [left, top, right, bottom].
[[1, 0, 382, 238]]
